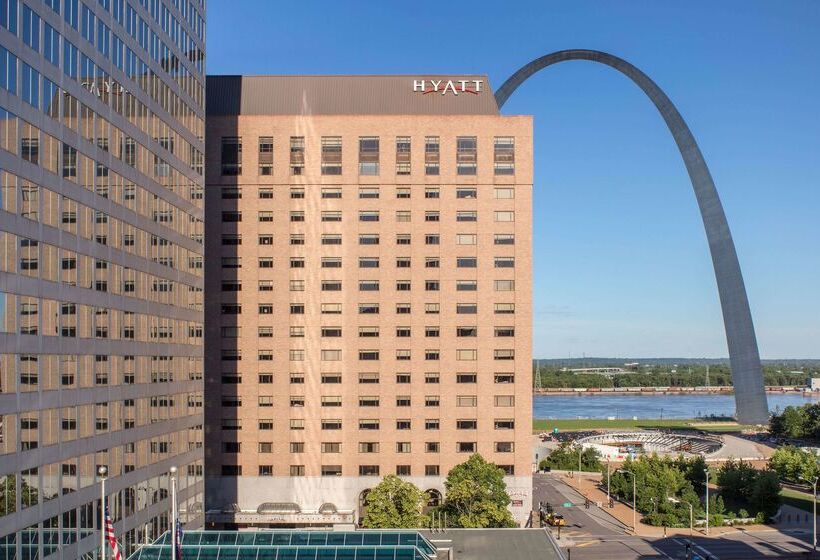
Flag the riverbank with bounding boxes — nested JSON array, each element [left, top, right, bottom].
[[534, 385, 809, 395], [531, 417, 756, 433]]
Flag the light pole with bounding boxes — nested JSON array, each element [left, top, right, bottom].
[[668, 497, 693, 537], [98, 466, 108, 560], [578, 445, 583, 486], [606, 458, 611, 504], [800, 475, 818, 553], [618, 469, 637, 535], [170, 466, 178, 560], [704, 468, 710, 536]]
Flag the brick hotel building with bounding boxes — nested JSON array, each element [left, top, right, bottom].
[[204, 75, 533, 527], [0, 0, 205, 557]]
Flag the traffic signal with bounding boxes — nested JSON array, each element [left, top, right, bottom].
[[609, 498, 614, 509], [584, 498, 590, 509]]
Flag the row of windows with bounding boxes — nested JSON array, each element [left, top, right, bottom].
[[221, 257, 516, 272], [221, 209, 515, 224], [220, 326, 516, 338], [222, 464, 515, 477], [0, 352, 202, 394], [219, 395, 516, 414], [220, 135, 516, 176], [222, 280, 514, 295], [220, 234, 515, 250], [219, 185, 515, 200], [223, 441, 516, 455], [0, 171, 204, 280], [1, 2, 203, 164], [0, 103, 204, 213], [0, 291, 204, 344], [223, 349, 516, 363], [220, 372, 516, 385], [0, 232, 203, 309]]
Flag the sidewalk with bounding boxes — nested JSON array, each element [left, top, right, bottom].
[[561, 472, 771, 537]]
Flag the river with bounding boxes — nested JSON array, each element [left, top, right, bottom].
[[532, 392, 820, 420]]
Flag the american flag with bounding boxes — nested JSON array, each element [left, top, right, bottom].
[[175, 518, 184, 560], [104, 507, 122, 560]]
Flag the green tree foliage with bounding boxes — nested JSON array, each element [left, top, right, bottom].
[[540, 442, 602, 472], [0, 475, 38, 515], [768, 404, 820, 439], [608, 455, 702, 527], [439, 454, 516, 528], [717, 459, 781, 520], [769, 445, 820, 483], [361, 475, 429, 529]]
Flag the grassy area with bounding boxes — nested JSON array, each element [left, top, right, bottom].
[[532, 418, 753, 433], [780, 487, 816, 514]]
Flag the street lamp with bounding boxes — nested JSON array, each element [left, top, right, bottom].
[[98, 466, 108, 560], [617, 469, 637, 535], [577, 445, 583, 486], [606, 458, 611, 504], [800, 475, 818, 553], [668, 497, 693, 537], [704, 468, 710, 536], [170, 466, 178, 560]]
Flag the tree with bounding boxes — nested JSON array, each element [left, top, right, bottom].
[[541, 442, 602, 472], [439, 454, 516, 528], [361, 475, 428, 529], [716, 458, 781, 520], [769, 446, 820, 483], [770, 405, 808, 438]]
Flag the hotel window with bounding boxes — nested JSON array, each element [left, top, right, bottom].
[[424, 186, 440, 199], [425, 372, 440, 384], [360, 326, 380, 338], [290, 465, 305, 476], [457, 395, 477, 407], [495, 257, 515, 268], [457, 257, 477, 268], [495, 419, 515, 430], [321, 442, 342, 453], [396, 211, 411, 222], [259, 187, 274, 198], [495, 327, 515, 337], [397, 420, 411, 430], [495, 187, 514, 199], [259, 211, 273, 222], [396, 187, 411, 199], [457, 373, 477, 383], [290, 373, 304, 383], [457, 187, 477, 199], [359, 211, 379, 222], [290, 442, 305, 453], [494, 395, 515, 407], [458, 442, 477, 453], [258, 257, 273, 268], [258, 136, 273, 175], [322, 257, 342, 268], [359, 466, 379, 476], [291, 187, 305, 199], [322, 419, 342, 430], [425, 136, 440, 175], [322, 396, 342, 407], [457, 327, 478, 337], [222, 187, 242, 199], [358, 372, 379, 384], [359, 442, 379, 453], [290, 136, 304, 174], [495, 280, 515, 291], [359, 187, 379, 199], [495, 211, 514, 222], [494, 349, 515, 360], [456, 136, 477, 175], [456, 211, 477, 222], [291, 280, 305, 291], [322, 187, 342, 199], [396, 257, 411, 268], [425, 419, 440, 430], [359, 419, 379, 430], [457, 420, 477, 430], [259, 235, 273, 245], [221, 137, 241, 175], [290, 211, 305, 222], [397, 465, 411, 476], [425, 257, 440, 268], [457, 349, 478, 361], [425, 442, 440, 453], [495, 303, 515, 314], [359, 234, 379, 245], [289, 327, 305, 338], [457, 234, 476, 245], [322, 211, 342, 222], [425, 234, 439, 245], [322, 281, 342, 292], [425, 211, 439, 222], [397, 442, 412, 453], [494, 137, 515, 175], [396, 373, 411, 384], [258, 326, 274, 337], [321, 136, 342, 175], [495, 234, 515, 245], [322, 349, 342, 361], [424, 303, 439, 314], [359, 396, 379, 407], [396, 136, 411, 175], [358, 136, 379, 175], [425, 396, 440, 407], [323, 234, 342, 245], [322, 373, 342, 384]]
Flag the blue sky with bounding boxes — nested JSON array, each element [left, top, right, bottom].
[[206, 1, 820, 359]]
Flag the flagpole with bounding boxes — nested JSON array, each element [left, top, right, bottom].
[[98, 466, 108, 560], [170, 466, 178, 560]]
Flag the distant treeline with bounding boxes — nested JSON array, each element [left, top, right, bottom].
[[532, 365, 811, 389]]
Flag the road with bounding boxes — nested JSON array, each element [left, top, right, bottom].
[[532, 474, 814, 559]]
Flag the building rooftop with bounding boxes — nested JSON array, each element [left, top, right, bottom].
[[206, 75, 498, 116], [129, 530, 437, 560]]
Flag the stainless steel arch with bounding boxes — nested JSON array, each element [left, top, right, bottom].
[[497, 49, 768, 424]]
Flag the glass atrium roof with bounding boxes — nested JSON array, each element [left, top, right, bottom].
[[129, 530, 437, 560]]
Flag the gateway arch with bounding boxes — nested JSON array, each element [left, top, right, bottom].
[[497, 50, 768, 424]]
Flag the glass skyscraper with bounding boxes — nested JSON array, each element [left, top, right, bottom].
[[0, 0, 205, 557]]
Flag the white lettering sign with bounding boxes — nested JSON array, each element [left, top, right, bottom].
[[413, 79, 483, 96]]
